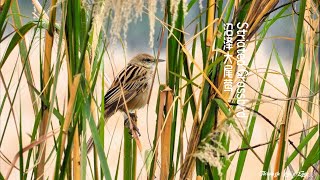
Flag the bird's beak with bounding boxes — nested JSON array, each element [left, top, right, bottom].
[[156, 59, 165, 62]]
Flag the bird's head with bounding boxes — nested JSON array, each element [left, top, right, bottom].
[[129, 53, 165, 69]]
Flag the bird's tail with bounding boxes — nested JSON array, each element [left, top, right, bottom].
[[86, 136, 95, 152], [86, 110, 114, 153]]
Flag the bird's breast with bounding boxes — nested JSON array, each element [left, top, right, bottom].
[[126, 84, 151, 110]]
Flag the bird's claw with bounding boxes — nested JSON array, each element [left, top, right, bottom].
[[124, 113, 141, 137]]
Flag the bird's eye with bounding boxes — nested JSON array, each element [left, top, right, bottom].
[[144, 58, 151, 62]]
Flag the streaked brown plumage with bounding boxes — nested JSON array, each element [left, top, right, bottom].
[[87, 53, 164, 151]]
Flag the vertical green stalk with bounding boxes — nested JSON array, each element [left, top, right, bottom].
[[274, 1, 307, 179], [124, 129, 134, 180], [166, 0, 185, 178], [19, 103, 24, 180], [196, 0, 217, 177], [99, 50, 105, 179], [288, 0, 307, 95]]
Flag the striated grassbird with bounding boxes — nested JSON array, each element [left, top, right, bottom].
[[87, 53, 165, 151]]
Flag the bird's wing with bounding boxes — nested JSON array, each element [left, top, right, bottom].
[[104, 64, 148, 114]]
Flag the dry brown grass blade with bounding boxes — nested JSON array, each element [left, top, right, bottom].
[[149, 87, 166, 180], [245, 0, 279, 39], [161, 88, 173, 180], [0, 151, 19, 171], [37, 110, 49, 180], [273, 58, 306, 180], [60, 75, 81, 159], [206, 0, 215, 46], [179, 110, 201, 179], [37, 0, 57, 178], [5, 129, 60, 179], [73, 125, 81, 180]]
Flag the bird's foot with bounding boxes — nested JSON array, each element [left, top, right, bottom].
[[124, 113, 141, 137]]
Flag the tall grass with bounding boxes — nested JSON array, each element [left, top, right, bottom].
[[0, 0, 319, 180]]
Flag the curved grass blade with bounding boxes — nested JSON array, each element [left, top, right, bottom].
[[0, 22, 36, 68], [86, 104, 112, 180]]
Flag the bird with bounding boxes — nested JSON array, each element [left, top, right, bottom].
[[87, 53, 165, 152]]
